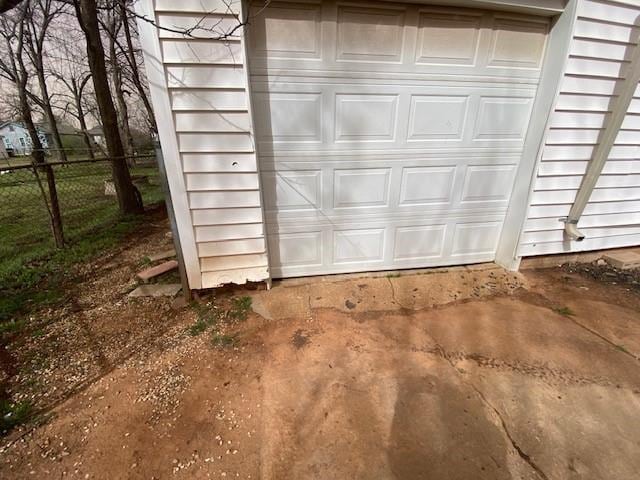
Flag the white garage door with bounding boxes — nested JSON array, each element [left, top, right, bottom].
[[248, 1, 548, 278]]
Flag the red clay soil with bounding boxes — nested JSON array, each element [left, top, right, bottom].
[[1, 226, 640, 479]]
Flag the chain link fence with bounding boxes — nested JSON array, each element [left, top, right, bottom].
[[0, 154, 163, 295]]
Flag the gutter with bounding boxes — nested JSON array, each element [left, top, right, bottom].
[[563, 31, 640, 241]]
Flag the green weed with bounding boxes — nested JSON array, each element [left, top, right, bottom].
[[229, 296, 252, 321], [553, 306, 575, 317], [211, 333, 237, 348]]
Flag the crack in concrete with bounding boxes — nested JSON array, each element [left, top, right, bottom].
[[386, 276, 408, 310], [471, 382, 551, 480], [563, 315, 639, 362], [430, 344, 550, 480], [516, 290, 639, 362]]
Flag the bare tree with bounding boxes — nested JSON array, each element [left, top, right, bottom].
[[103, 4, 135, 159], [72, 0, 142, 214], [54, 71, 95, 158], [117, 0, 155, 133], [0, 4, 64, 246], [23, 0, 68, 161]]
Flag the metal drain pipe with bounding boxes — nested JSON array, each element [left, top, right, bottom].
[[563, 33, 640, 241]]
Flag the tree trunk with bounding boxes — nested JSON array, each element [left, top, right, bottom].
[[19, 79, 64, 248], [76, 95, 94, 160], [74, 0, 142, 215], [107, 13, 135, 162], [120, 0, 156, 133], [35, 65, 67, 162]]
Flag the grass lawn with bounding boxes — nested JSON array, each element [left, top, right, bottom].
[[0, 160, 163, 324]]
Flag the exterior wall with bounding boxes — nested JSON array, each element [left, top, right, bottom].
[[519, 0, 640, 256], [0, 123, 48, 155], [136, 0, 269, 289], [137, 0, 640, 287]]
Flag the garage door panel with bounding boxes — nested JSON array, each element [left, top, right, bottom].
[[248, 1, 547, 80], [416, 10, 482, 66], [262, 170, 322, 212], [261, 159, 519, 222], [399, 166, 456, 206], [249, 1, 547, 277], [487, 16, 548, 69], [335, 94, 399, 142], [253, 92, 323, 143], [248, 1, 322, 60], [407, 95, 469, 141], [336, 5, 406, 63], [266, 214, 504, 277], [252, 81, 536, 153]]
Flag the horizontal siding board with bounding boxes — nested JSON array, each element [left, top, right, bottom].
[[170, 90, 247, 111], [188, 190, 262, 209], [201, 266, 270, 288], [200, 253, 268, 271], [185, 172, 260, 191], [157, 14, 241, 39], [175, 112, 251, 132], [521, 225, 640, 244], [178, 133, 254, 152], [538, 160, 640, 176], [525, 211, 640, 231], [555, 93, 612, 112], [192, 207, 264, 226], [573, 19, 640, 44], [155, 0, 240, 14], [578, 0, 639, 26], [541, 145, 639, 160], [623, 114, 640, 129], [546, 129, 640, 145], [535, 174, 640, 191], [530, 187, 640, 205], [195, 223, 264, 242], [518, 233, 640, 256], [161, 39, 243, 64], [571, 39, 634, 62], [565, 57, 627, 79], [560, 77, 640, 98], [545, 129, 600, 144], [182, 152, 257, 172], [166, 65, 246, 89], [197, 238, 266, 257], [528, 200, 640, 218], [548, 111, 607, 129]]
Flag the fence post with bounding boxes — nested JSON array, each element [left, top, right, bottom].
[[32, 161, 64, 248], [154, 142, 192, 301]]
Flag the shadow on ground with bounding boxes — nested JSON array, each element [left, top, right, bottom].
[[2, 263, 639, 479]]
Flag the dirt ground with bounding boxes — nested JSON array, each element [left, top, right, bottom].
[[1, 224, 640, 479]]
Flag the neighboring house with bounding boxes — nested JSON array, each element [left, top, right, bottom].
[[0, 137, 8, 159], [36, 122, 84, 150], [136, 0, 640, 290], [87, 126, 106, 148], [0, 121, 48, 156]]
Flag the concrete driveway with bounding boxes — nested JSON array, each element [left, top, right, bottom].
[[249, 265, 640, 480]]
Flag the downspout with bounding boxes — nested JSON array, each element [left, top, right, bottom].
[[563, 31, 640, 241]]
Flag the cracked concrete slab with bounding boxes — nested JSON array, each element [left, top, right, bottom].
[[245, 265, 640, 479]]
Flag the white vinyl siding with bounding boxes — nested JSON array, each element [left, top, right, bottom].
[[519, 0, 640, 257], [138, 0, 269, 288]]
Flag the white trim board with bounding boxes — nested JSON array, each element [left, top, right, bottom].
[[495, 0, 577, 270]]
